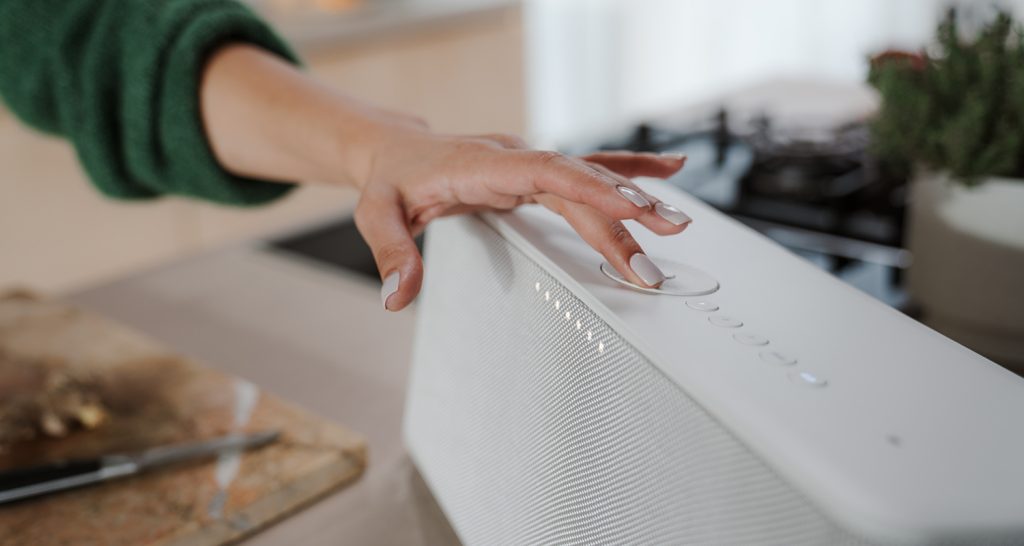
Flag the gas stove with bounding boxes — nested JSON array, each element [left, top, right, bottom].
[[566, 103, 912, 310]]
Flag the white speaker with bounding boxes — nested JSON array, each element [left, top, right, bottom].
[[403, 180, 1024, 545]]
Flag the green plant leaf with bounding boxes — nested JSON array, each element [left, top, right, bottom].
[[869, 9, 1024, 183]]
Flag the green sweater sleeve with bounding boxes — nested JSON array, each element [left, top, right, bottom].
[[0, 0, 300, 206]]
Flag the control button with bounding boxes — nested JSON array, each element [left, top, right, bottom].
[[789, 370, 828, 388], [686, 300, 719, 312], [599, 261, 719, 297], [708, 315, 743, 328], [759, 350, 797, 366], [733, 332, 769, 346]]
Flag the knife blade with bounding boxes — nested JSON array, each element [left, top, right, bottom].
[[0, 430, 279, 505]]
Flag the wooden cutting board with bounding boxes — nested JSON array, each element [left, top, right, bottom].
[[0, 293, 367, 545]]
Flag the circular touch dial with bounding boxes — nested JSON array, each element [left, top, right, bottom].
[[599, 261, 719, 297], [709, 315, 743, 328], [686, 300, 720, 312], [733, 332, 770, 346]]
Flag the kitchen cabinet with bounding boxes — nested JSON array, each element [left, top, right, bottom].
[[0, 2, 523, 293]]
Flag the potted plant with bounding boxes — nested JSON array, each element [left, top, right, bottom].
[[869, 10, 1024, 372]]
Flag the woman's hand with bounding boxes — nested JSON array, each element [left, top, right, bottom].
[[200, 45, 693, 312], [352, 124, 692, 310]]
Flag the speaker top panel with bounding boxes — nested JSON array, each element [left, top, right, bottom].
[[483, 180, 1024, 544]]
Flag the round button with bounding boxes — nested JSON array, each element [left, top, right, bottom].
[[733, 332, 769, 346], [789, 370, 828, 388], [708, 315, 743, 328], [686, 300, 719, 312], [599, 261, 719, 296], [759, 350, 797, 366]]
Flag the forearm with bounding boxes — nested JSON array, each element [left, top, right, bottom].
[[199, 44, 414, 190]]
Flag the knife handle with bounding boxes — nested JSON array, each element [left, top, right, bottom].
[[0, 459, 102, 492], [0, 457, 138, 505]]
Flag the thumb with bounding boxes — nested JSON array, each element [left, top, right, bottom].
[[353, 188, 424, 311]]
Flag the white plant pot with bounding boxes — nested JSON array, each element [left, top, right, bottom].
[[907, 171, 1024, 372]]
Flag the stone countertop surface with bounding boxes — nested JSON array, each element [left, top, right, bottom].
[[69, 244, 461, 545]]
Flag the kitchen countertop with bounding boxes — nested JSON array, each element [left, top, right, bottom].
[[68, 244, 461, 545], [247, 0, 519, 53]]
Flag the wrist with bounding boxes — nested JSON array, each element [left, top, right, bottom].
[[300, 100, 380, 190], [314, 103, 432, 191]]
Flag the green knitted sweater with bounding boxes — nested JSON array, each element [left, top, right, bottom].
[[0, 0, 299, 206]]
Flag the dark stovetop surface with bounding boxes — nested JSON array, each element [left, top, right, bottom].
[[271, 216, 424, 282]]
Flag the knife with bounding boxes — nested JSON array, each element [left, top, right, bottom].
[[0, 430, 279, 505]]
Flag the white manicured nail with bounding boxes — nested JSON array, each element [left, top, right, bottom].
[[655, 202, 692, 226], [660, 152, 687, 161], [381, 271, 400, 310], [629, 253, 666, 287], [616, 186, 650, 208]]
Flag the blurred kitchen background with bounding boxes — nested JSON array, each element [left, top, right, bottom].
[[2, 0, 1022, 368]]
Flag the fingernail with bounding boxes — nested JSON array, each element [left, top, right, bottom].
[[660, 152, 687, 161], [616, 186, 650, 208], [655, 202, 692, 226], [629, 253, 666, 287], [381, 271, 400, 310]]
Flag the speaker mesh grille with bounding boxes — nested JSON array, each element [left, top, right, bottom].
[[405, 217, 871, 545]]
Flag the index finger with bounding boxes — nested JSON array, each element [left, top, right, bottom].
[[534, 193, 666, 288]]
